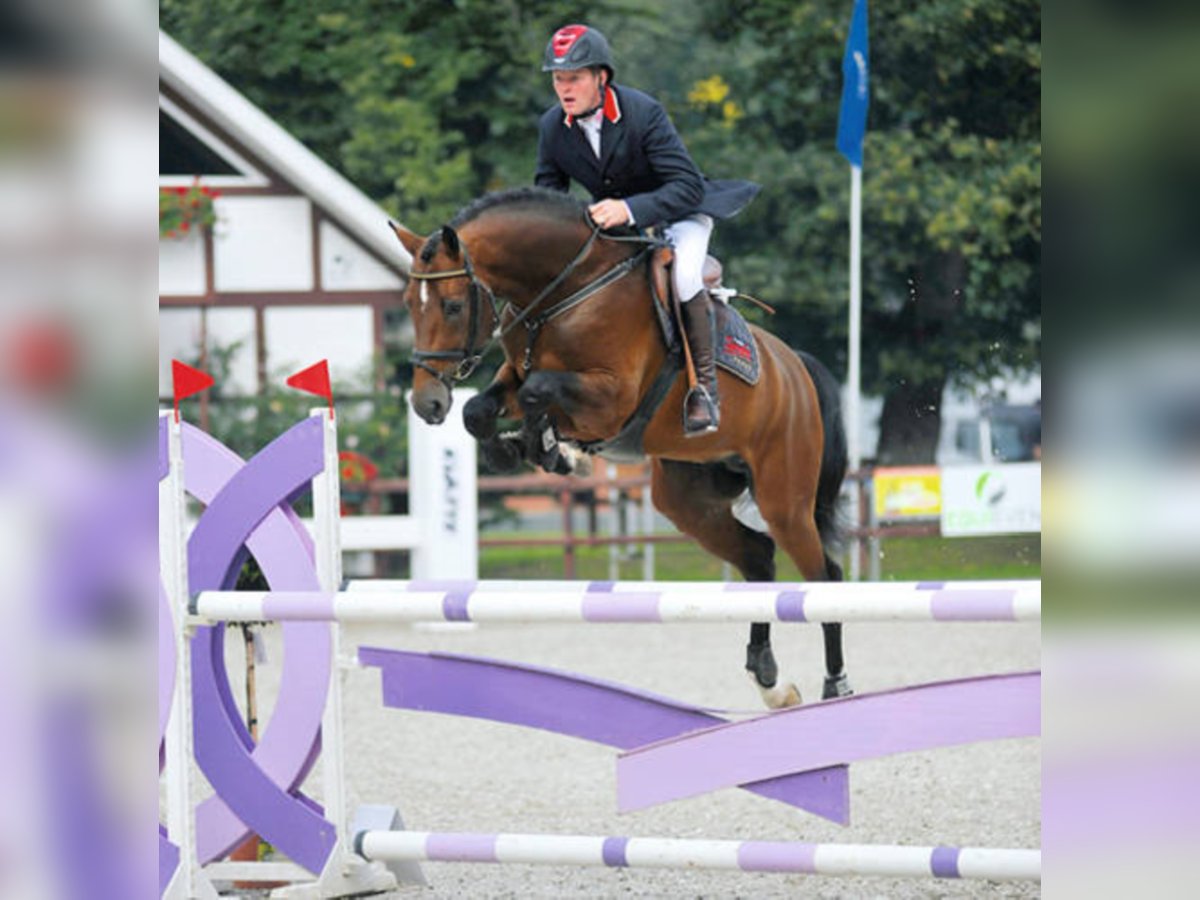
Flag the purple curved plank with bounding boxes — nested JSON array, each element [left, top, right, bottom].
[[49, 704, 145, 900], [358, 647, 849, 825], [158, 421, 180, 890], [617, 671, 1040, 812], [156, 420, 181, 892], [158, 583, 175, 752], [159, 413, 169, 477], [159, 826, 179, 896], [184, 418, 336, 873], [159, 417, 174, 747]]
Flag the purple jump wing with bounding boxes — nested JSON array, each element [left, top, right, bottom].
[[358, 647, 850, 825], [617, 670, 1041, 812], [183, 418, 335, 874]]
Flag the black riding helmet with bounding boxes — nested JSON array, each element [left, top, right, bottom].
[[542, 25, 614, 83]]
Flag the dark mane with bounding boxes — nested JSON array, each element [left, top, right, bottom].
[[451, 186, 586, 227], [419, 187, 586, 262]]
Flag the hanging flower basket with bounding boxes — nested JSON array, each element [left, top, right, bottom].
[[338, 450, 380, 515], [160, 179, 219, 240]]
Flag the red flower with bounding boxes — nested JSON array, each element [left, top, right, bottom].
[[181, 221, 191, 232], [174, 187, 187, 196]]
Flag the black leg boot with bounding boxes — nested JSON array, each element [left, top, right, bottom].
[[681, 291, 720, 436]]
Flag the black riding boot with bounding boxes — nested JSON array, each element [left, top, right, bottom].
[[681, 290, 720, 436]]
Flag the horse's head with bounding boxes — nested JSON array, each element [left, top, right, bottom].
[[390, 220, 499, 424], [391, 188, 648, 430]]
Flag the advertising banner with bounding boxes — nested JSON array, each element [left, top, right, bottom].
[[941, 463, 1041, 536], [873, 466, 941, 520]]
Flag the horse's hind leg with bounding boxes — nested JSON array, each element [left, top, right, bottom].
[[820, 555, 853, 699], [651, 459, 801, 708], [752, 453, 854, 702]]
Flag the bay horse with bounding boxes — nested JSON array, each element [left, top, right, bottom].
[[389, 187, 850, 708]]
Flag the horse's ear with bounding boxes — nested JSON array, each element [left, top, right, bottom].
[[387, 220, 425, 256], [440, 225, 460, 257]]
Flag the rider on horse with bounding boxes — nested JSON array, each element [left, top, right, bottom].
[[534, 24, 760, 436]]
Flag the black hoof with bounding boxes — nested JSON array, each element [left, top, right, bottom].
[[542, 444, 575, 475], [463, 400, 499, 440], [822, 673, 854, 700], [480, 437, 524, 474], [745, 643, 778, 689]]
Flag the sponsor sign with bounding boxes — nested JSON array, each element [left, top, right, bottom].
[[941, 463, 1041, 536], [873, 466, 941, 519]]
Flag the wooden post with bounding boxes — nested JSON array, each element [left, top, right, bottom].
[[229, 625, 285, 888], [561, 487, 575, 579]]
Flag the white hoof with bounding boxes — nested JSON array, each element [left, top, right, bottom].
[[561, 443, 592, 476], [748, 672, 803, 709]]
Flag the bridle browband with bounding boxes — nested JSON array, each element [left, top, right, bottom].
[[408, 215, 667, 386]]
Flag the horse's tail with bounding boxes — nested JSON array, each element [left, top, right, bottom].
[[797, 350, 848, 551]]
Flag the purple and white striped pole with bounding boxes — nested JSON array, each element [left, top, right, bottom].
[[354, 831, 1041, 881], [190, 580, 1040, 625]]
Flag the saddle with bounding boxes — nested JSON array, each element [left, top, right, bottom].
[[578, 248, 761, 463], [649, 248, 760, 386], [651, 250, 730, 300]]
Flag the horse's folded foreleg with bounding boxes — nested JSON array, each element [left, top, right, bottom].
[[478, 435, 525, 473], [517, 369, 628, 436], [464, 362, 522, 440], [476, 414, 588, 476], [518, 413, 591, 476]]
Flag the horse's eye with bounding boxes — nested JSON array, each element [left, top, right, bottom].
[[444, 300, 465, 316]]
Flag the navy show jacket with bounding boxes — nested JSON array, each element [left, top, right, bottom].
[[535, 84, 760, 229]]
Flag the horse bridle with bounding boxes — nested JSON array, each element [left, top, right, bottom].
[[407, 240, 500, 386], [408, 216, 666, 385]]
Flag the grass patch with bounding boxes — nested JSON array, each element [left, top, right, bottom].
[[480, 534, 1040, 581]]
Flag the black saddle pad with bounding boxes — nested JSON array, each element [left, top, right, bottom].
[[650, 283, 760, 386], [714, 302, 760, 386]]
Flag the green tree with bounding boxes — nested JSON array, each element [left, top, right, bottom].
[[694, 0, 1040, 462], [161, 0, 621, 231]]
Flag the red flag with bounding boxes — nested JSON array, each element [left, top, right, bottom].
[[286, 359, 334, 418], [171, 359, 214, 422]]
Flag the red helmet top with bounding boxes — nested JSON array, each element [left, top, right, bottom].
[[542, 24, 614, 80]]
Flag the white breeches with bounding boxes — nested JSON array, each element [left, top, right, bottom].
[[664, 213, 714, 300]]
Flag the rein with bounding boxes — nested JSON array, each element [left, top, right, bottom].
[[409, 215, 667, 385]]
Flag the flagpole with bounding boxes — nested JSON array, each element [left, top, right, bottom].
[[848, 163, 861, 470], [836, 0, 868, 581], [848, 163, 863, 581]]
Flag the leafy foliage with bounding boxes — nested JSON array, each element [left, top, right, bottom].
[[162, 0, 615, 231], [686, 0, 1039, 460]]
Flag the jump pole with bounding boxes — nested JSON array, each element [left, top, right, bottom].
[[190, 581, 1040, 625], [354, 831, 1040, 882]]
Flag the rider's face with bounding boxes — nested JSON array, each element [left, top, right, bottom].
[[553, 68, 605, 118]]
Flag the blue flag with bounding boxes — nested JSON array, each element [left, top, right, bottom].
[[836, 0, 870, 167]]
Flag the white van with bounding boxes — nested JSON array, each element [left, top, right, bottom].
[[940, 403, 1041, 465]]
